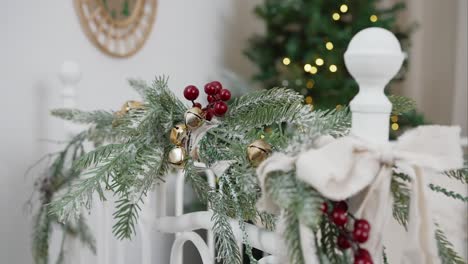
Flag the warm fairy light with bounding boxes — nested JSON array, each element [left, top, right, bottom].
[[315, 58, 324, 66], [340, 4, 348, 13], [304, 64, 312, 72], [305, 96, 313, 105], [310, 66, 318, 74], [391, 115, 399, 122], [336, 104, 343, 110], [329, 64, 338, 72], [370, 15, 378, 22], [306, 80, 315, 89], [282, 57, 291, 65], [326, 42, 334, 50], [332, 13, 341, 21], [391, 123, 399, 131]]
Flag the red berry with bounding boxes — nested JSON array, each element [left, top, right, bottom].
[[353, 228, 369, 243], [184, 85, 199, 101], [320, 202, 328, 213], [204, 83, 217, 95], [219, 89, 231, 101], [334, 201, 348, 212], [337, 235, 351, 249], [211, 81, 222, 94], [205, 109, 214, 121], [354, 249, 372, 264], [354, 219, 371, 232], [213, 101, 228, 116], [193, 102, 202, 108], [331, 208, 348, 226], [207, 95, 216, 103]]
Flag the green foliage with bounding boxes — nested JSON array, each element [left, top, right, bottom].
[[435, 224, 466, 264], [388, 95, 416, 115], [391, 173, 410, 228], [112, 197, 142, 240], [283, 210, 305, 264], [428, 184, 468, 202], [444, 167, 468, 184]]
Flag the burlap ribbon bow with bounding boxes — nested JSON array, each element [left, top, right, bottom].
[[257, 125, 463, 263]]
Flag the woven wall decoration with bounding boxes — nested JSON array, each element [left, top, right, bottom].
[[75, 0, 157, 58]]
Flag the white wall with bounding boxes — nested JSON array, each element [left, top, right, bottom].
[[0, 1, 261, 263]]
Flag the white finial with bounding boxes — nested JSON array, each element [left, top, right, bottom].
[[344, 27, 405, 143], [59, 61, 81, 86]]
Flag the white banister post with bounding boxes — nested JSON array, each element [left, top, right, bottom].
[[59, 61, 81, 138], [344, 27, 405, 143], [58, 61, 82, 264]]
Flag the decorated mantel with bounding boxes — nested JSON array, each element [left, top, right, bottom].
[[31, 28, 467, 264]]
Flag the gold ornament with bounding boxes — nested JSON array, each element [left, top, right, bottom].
[[168, 146, 186, 168], [247, 139, 272, 166], [112, 100, 145, 127], [120, 100, 144, 113], [170, 124, 187, 146], [184, 107, 204, 129]]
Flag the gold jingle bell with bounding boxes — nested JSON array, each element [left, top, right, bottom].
[[247, 139, 272, 167], [120, 100, 144, 113], [170, 124, 187, 146], [184, 107, 204, 130], [168, 146, 186, 168], [113, 100, 145, 127]]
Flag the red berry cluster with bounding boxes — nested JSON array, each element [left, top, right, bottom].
[[321, 201, 373, 264], [183, 81, 231, 120]]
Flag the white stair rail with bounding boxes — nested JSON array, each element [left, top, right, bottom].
[[59, 61, 83, 264], [345, 27, 405, 143]]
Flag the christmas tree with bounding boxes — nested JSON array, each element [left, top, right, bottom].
[[245, 0, 410, 110]]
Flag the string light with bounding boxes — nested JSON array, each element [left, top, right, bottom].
[[315, 58, 324, 66], [332, 13, 341, 21], [329, 64, 338, 72], [370, 15, 378, 22], [304, 64, 312, 72], [391, 115, 398, 122], [340, 4, 348, 13], [282, 57, 291, 65], [305, 96, 313, 105], [391, 123, 399, 131], [306, 80, 315, 89], [310, 66, 318, 74], [336, 104, 343, 110], [326, 42, 334, 50]]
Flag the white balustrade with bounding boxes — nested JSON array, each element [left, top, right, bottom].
[[57, 27, 415, 264]]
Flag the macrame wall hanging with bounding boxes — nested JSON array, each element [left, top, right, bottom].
[[75, 0, 157, 58]]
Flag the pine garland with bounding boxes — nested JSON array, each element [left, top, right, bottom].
[[30, 75, 466, 264]]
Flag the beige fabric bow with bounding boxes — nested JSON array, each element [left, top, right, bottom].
[[257, 125, 463, 263]]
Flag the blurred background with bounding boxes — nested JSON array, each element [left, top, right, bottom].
[[1, 0, 466, 263]]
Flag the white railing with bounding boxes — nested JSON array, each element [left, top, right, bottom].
[[56, 28, 466, 263]]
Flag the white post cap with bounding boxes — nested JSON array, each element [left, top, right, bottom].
[[344, 27, 405, 143]]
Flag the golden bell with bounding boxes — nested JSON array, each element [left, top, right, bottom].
[[120, 100, 144, 113], [168, 146, 186, 168], [170, 124, 187, 146], [247, 139, 272, 167], [184, 107, 204, 129]]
